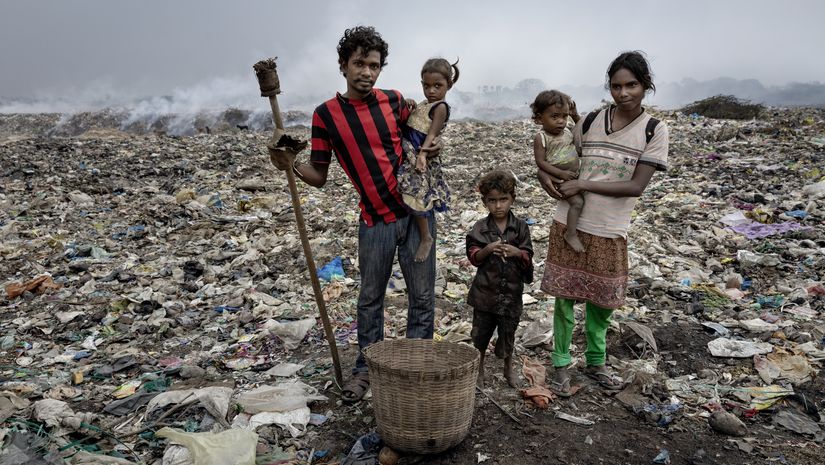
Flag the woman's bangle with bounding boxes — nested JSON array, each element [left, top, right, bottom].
[[292, 161, 301, 177]]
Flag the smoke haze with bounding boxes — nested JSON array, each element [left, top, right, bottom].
[[2, 0, 824, 124]]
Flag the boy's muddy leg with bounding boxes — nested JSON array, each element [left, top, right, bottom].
[[504, 356, 518, 388], [477, 351, 486, 388], [413, 214, 433, 262], [564, 194, 586, 253], [496, 316, 519, 388], [471, 309, 496, 388]]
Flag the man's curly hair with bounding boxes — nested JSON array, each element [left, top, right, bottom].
[[337, 26, 389, 68]]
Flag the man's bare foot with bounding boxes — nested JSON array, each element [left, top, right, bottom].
[[564, 231, 585, 253], [414, 235, 433, 262], [504, 357, 518, 388]]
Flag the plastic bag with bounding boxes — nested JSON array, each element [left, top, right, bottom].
[[263, 318, 316, 349], [232, 407, 311, 438], [341, 432, 382, 465], [235, 380, 327, 414], [232, 380, 326, 437], [707, 338, 773, 358], [519, 318, 553, 348], [148, 386, 233, 421], [317, 256, 344, 282], [156, 427, 257, 465], [71, 450, 137, 464]]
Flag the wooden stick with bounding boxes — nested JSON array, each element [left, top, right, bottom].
[[265, 93, 344, 387], [476, 386, 522, 424], [267, 96, 285, 142]]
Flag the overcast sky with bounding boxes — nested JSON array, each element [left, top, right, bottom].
[[1, 0, 823, 108]]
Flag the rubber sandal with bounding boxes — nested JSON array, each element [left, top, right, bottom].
[[584, 365, 623, 391], [341, 372, 370, 403], [549, 368, 573, 398]]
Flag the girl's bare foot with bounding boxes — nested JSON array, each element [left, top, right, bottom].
[[564, 231, 585, 253], [415, 235, 433, 262]]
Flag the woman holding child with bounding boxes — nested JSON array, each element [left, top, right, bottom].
[[537, 51, 669, 396]]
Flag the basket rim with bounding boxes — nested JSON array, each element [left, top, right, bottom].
[[363, 339, 479, 377]]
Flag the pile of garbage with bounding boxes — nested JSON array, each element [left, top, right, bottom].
[[1, 105, 824, 463], [680, 95, 765, 120]]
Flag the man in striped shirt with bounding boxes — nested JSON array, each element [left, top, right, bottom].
[[270, 26, 437, 402]]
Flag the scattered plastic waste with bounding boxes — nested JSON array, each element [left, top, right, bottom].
[[341, 432, 383, 465], [754, 352, 816, 385], [519, 318, 553, 348], [624, 321, 658, 352], [641, 400, 682, 427], [1, 102, 823, 464], [555, 412, 594, 426], [263, 318, 317, 350], [652, 449, 671, 464], [773, 410, 822, 435], [707, 338, 773, 358]]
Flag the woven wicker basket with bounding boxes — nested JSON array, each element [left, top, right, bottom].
[[363, 339, 479, 454]]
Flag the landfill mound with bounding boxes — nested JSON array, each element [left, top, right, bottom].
[[0, 108, 311, 139], [1, 107, 824, 464], [681, 95, 765, 120]]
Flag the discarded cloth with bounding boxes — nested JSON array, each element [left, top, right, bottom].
[[5, 275, 61, 299]]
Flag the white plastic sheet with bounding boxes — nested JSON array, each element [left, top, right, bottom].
[[156, 427, 257, 465]]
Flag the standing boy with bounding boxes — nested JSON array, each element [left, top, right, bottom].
[[466, 170, 533, 388], [269, 26, 438, 402]]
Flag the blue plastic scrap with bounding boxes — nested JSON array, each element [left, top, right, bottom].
[[317, 256, 345, 282], [652, 449, 671, 464], [756, 295, 784, 308], [643, 402, 682, 427], [341, 432, 382, 465]]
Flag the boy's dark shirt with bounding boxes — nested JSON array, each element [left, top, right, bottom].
[[309, 89, 411, 226], [466, 211, 534, 318]]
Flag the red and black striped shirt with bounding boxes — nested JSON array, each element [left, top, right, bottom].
[[309, 89, 410, 226]]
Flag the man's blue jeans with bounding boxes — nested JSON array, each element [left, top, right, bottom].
[[353, 214, 436, 373]]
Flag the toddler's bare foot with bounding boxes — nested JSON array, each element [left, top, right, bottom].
[[564, 231, 586, 253], [415, 235, 433, 262]]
